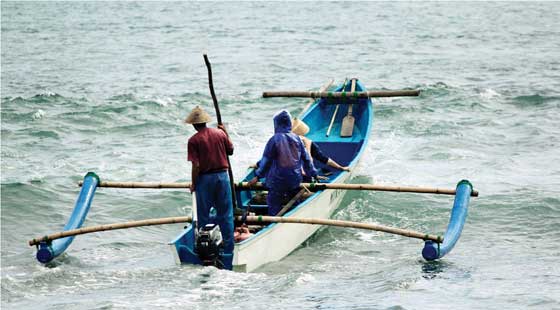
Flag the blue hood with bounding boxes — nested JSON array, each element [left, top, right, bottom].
[[255, 109, 318, 192], [273, 110, 292, 134]]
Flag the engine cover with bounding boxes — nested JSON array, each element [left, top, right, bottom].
[[196, 224, 224, 267]]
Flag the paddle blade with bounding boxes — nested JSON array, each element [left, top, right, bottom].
[[340, 115, 355, 137]]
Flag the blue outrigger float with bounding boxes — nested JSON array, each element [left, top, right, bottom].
[[30, 78, 477, 272]]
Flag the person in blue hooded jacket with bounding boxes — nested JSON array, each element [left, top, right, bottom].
[[248, 110, 318, 216]]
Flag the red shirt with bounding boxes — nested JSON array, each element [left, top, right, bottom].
[[187, 127, 234, 174]]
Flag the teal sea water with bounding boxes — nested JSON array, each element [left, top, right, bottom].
[[2, 2, 560, 309]]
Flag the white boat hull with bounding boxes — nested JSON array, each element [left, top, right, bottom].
[[232, 172, 352, 272]]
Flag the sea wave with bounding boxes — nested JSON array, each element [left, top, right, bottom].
[[510, 94, 560, 107]]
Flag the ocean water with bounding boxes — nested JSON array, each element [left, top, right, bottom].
[[2, 2, 560, 309]]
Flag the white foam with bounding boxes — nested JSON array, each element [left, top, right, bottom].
[[39, 91, 57, 96], [295, 272, 316, 284], [152, 96, 175, 107], [32, 109, 45, 120], [480, 88, 501, 100]]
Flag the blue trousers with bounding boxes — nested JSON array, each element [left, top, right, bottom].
[[267, 188, 301, 216], [195, 171, 234, 254]]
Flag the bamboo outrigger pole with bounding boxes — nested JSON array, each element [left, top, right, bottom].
[[263, 90, 421, 98], [252, 182, 480, 197], [28, 216, 193, 246], [299, 78, 334, 118], [245, 216, 443, 243], [80, 181, 479, 197], [28, 215, 442, 246]]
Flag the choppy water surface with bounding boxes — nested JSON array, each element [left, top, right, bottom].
[[2, 2, 560, 309]]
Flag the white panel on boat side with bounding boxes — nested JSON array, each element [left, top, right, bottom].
[[233, 172, 351, 272]]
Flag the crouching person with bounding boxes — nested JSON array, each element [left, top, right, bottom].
[[248, 110, 318, 216]]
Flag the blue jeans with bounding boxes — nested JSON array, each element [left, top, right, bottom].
[[267, 188, 301, 216], [195, 171, 234, 254]]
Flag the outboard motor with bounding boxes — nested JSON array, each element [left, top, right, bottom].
[[196, 224, 224, 267]]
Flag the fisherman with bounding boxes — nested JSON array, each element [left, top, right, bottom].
[[291, 118, 350, 178], [185, 106, 234, 255], [248, 110, 318, 216]]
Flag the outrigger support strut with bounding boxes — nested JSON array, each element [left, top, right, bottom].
[[422, 180, 473, 260]]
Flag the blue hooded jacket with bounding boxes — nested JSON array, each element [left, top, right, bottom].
[[255, 110, 317, 191]]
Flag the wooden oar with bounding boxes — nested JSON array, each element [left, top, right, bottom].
[[79, 181, 479, 197], [298, 78, 334, 118], [203, 54, 237, 209], [326, 78, 348, 137], [340, 78, 357, 137], [263, 90, 420, 98], [28, 215, 442, 246]]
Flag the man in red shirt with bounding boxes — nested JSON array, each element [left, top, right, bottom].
[[185, 106, 234, 262]]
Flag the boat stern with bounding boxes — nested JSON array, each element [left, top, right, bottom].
[[169, 224, 233, 270]]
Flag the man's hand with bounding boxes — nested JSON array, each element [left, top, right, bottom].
[[189, 183, 195, 193], [341, 166, 351, 172], [217, 124, 228, 134], [248, 176, 259, 186], [316, 175, 329, 181]]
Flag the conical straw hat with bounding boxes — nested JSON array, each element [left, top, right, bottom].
[[184, 106, 212, 124], [292, 118, 310, 136]]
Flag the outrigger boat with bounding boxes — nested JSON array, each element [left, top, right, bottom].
[[29, 57, 477, 271], [169, 78, 474, 271], [172, 78, 375, 271]]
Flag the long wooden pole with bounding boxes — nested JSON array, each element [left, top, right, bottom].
[[263, 90, 420, 98], [326, 104, 340, 137], [277, 182, 480, 197], [81, 181, 478, 197], [203, 54, 237, 209], [244, 216, 443, 243], [28, 215, 442, 246], [28, 216, 193, 246]]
